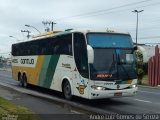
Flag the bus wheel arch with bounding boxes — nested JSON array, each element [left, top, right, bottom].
[[18, 72, 21, 81], [62, 79, 72, 100]]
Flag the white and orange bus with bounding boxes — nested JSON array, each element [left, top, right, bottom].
[[11, 29, 138, 100]]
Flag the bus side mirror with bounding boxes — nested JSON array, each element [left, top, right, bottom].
[[87, 45, 94, 64]]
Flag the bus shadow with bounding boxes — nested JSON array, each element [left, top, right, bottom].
[[27, 84, 131, 109], [27, 84, 64, 98], [73, 96, 130, 107]]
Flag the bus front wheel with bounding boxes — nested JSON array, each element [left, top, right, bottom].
[[63, 80, 72, 100]]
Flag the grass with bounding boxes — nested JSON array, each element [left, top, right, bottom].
[[0, 97, 40, 120], [141, 74, 149, 85], [142, 75, 148, 80]]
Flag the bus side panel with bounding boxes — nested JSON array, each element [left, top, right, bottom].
[[29, 55, 45, 85], [12, 66, 19, 81], [49, 55, 90, 99], [12, 54, 90, 99], [12, 55, 45, 85], [38, 55, 60, 88], [12, 55, 61, 89], [50, 55, 74, 92], [72, 67, 89, 98]]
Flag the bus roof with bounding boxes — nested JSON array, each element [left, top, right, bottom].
[[33, 29, 129, 38], [14, 29, 130, 44]]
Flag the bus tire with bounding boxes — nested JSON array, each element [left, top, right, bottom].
[[22, 74, 28, 88], [18, 74, 23, 87], [63, 80, 72, 100]]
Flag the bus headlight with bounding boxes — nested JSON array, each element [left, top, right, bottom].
[[91, 85, 105, 90], [131, 84, 137, 88]]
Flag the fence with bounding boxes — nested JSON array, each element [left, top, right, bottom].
[[148, 45, 160, 86]]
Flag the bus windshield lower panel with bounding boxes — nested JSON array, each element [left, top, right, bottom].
[[89, 48, 137, 81]]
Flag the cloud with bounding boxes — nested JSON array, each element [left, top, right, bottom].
[[0, 0, 160, 55]]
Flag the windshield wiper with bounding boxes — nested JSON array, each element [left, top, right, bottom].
[[107, 54, 118, 79], [118, 63, 130, 79], [116, 49, 130, 79]]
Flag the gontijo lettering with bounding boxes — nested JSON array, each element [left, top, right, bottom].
[[21, 59, 34, 64], [12, 59, 18, 63]]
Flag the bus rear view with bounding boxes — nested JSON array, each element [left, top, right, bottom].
[[87, 32, 138, 99]]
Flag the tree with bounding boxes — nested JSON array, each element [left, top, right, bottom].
[[135, 50, 145, 84]]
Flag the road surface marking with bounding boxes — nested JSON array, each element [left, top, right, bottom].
[[134, 99, 152, 103], [139, 90, 160, 95], [71, 110, 82, 114]]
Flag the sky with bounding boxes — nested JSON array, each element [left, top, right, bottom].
[[0, 0, 160, 57]]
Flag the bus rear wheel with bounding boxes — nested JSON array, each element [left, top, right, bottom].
[[22, 74, 28, 88], [63, 81, 72, 100], [18, 74, 28, 87], [18, 74, 23, 87]]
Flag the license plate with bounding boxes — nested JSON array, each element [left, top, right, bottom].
[[114, 92, 122, 96]]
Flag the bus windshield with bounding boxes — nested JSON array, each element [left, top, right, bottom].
[[87, 33, 137, 81], [87, 33, 133, 48]]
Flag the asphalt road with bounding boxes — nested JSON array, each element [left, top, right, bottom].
[[0, 70, 89, 120], [0, 70, 160, 115]]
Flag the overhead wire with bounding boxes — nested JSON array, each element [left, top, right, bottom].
[[55, 0, 154, 21], [54, 0, 160, 43], [56, 0, 160, 33]]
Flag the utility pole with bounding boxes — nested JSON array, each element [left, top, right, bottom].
[[132, 10, 144, 77], [21, 30, 31, 39], [51, 22, 56, 31], [42, 21, 56, 32], [132, 10, 144, 47]]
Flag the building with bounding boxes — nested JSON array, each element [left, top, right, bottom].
[[137, 44, 156, 62]]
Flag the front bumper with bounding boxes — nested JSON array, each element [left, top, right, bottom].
[[89, 87, 138, 99]]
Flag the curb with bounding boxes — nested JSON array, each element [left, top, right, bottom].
[[0, 82, 112, 115], [138, 85, 160, 89]]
